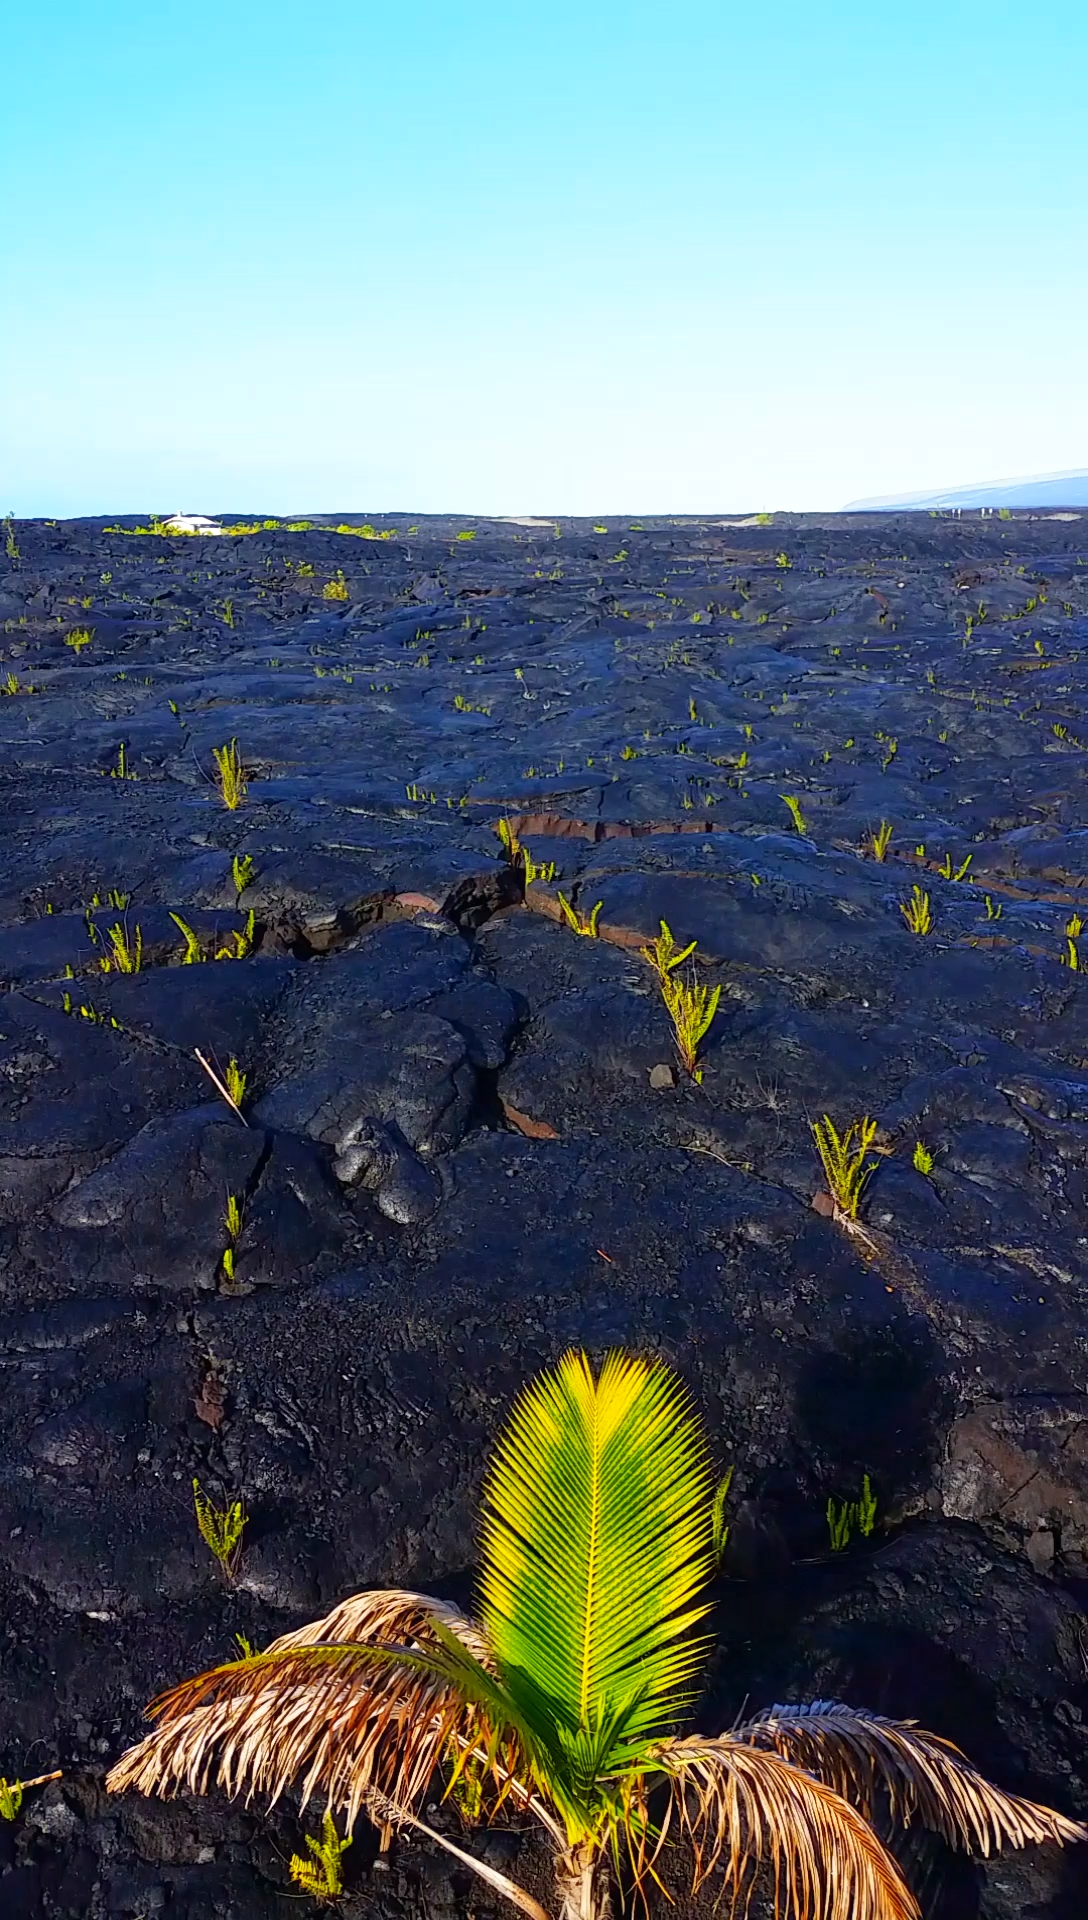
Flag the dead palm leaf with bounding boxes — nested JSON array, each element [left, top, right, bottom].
[[646, 1735, 921, 1919], [735, 1701, 1087, 1855]]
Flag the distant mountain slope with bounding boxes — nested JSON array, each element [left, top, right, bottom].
[[846, 470, 1088, 511]]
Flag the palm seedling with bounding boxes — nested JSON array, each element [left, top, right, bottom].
[[107, 1351, 1084, 1920]]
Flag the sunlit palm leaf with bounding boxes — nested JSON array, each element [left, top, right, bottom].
[[648, 1734, 920, 1920], [106, 1589, 517, 1833], [736, 1701, 1088, 1856], [479, 1350, 715, 1771]]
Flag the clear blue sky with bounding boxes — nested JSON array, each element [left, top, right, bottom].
[[3, 2, 1085, 515]]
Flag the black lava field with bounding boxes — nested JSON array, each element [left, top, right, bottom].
[[3, 507, 1088, 1919]]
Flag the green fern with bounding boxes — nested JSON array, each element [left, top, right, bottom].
[[192, 1480, 246, 1580], [289, 1812, 351, 1901]]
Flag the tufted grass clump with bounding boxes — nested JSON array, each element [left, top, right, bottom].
[[812, 1114, 877, 1219], [64, 626, 94, 654], [900, 885, 932, 935], [212, 739, 247, 810], [192, 1479, 246, 1582]]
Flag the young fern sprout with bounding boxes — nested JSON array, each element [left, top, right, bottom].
[[192, 1480, 246, 1582], [780, 793, 808, 835], [812, 1114, 878, 1220], [109, 1350, 1087, 1920], [711, 1466, 734, 1564], [639, 919, 697, 982], [912, 1141, 935, 1176], [828, 1476, 878, 1552], [900, 886, 933, 935], [212, 739, 247, 810], [661, 968, 721, 1083], [195, 1050, 248, 1124], [290, 1812, 352, 1901], [95, 921, 143, 974], [864, 820, 893, 862], [937, 852, 973, 882], [0, 1772, 63, 1820], [496, 816, 522, 866], [170, 912, 204, 963], [557, 892, 603, 937], [232, 852, 255, 895]]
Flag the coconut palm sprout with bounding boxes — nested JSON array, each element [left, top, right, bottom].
[[107, 1352, 1085, 1918]]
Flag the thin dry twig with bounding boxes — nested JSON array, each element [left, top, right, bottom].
[[195, 1049, 249, 1125]]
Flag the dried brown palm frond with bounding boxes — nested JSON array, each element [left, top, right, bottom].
[[105, 1589, 520, 1836], [735, 1700, 1088, 1857], [646, 1733, 920, 1920]]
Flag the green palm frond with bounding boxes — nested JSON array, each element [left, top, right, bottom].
[[479, 1350, 715, 1783]]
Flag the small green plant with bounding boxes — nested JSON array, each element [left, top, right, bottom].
[[827, 1475, 878, 1553], [755, 510, 773, 525], [937, 851, 973, 882], [640, 919, 697, 982], [65, 626, 94, 654], [3, 513, 19, 562], [496, 816, 522, 865], [96, 921, 143, 974], [222, 1191, 244, 1282], [912, 1141, 934, 1176], [557, 892, 603, 937], [212, 739, 247, 810], [620, 743, 638, 759], [1065, 914, 1083, 972], [523, 851, 557, 884], [170, 912, 204, 963], [232, 852, 255, 895], [998, 506, 1013, 520], [864, 820, 893, 862], [405, 780, 436, 802], [812, 1114, 877, 1219], [983, 894, 1002, 921], [192, 1479, 246, 1581], [775, 550, 792, 569], [2, 669, 37, 695], [455, 528, 476, 542], [711, 1465, 734, 1563], [0, 1771, 62, 1820], [225, 1057, 247, 1109], [195, 1049, 249, 1121], [323, 571, 350, 601], [214, 909, 256, 960], [663, 973, 720, 1082], [780, 793, 808, 835], [220, 598, 235, 628], [289, 1811, 351, 1901], [880, 736, 898, 772], [900, 886, 933, 935], [109, 742, 136, 780], [296, 560, 315, 577]]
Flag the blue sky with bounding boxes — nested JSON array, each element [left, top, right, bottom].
[[3, 1, 1085, 515]]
